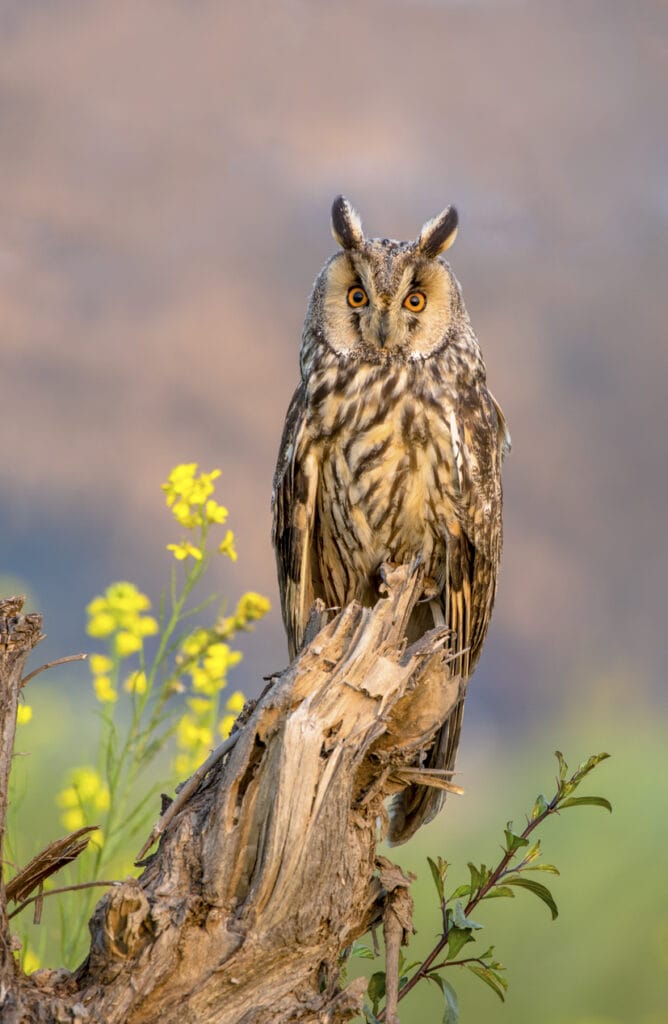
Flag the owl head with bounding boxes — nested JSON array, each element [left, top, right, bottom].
[[303, 196, 470, 366]]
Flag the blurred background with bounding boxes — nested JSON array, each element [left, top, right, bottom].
[[1, 1, 666, 1020]]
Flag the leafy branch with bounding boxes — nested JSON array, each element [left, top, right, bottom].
[[368, 750, 611, 1022]]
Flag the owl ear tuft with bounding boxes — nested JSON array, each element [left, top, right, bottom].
[[417, 206, 458, 258], [331, 195, 364, 250]]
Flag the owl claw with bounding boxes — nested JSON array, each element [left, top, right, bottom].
[[421, 576, 440, 601], [378, 562, 403, 595]]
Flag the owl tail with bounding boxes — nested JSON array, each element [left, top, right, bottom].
[[387, 690, 466, 845]]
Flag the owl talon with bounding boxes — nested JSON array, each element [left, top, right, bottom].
[[421, 576, 439, 601], [378, 562, 404, 596]]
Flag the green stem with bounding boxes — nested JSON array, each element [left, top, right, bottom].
[[377, 792, 560, 1018]]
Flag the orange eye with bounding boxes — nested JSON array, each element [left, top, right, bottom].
[[347, 285, 368, 308], [403, 290, 426, 312]]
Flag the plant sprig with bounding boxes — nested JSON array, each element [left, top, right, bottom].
[[366, 750, 611, 1022]]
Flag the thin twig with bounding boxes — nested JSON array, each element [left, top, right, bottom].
[[20, 653, 87, 689], [135, 731, 241, 862], [8, 880, 119, 920], [430, 955, 496, 971]]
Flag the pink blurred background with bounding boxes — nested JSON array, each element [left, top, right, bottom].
[[2, 0, 665, 722]]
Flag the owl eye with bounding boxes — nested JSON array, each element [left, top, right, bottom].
[[347, 286, 369, 308], [403, 290, 427, 312]]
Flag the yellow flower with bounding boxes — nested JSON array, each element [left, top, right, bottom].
[[226, 690, 246, 713], [72, 768, 104, 801], [56, 786, 79, 809], [94, 675, 118, 703], [62, 808, 85, 831], [116, 631, 142, 657], [174, 752, 196, 776], [93, 788, 110, 812], [203, 642, 233, 677], [167, 541, 203, 562], [57, 767, 110, 832], [88, 612, 116, 638], [176, 714, 213, 751], [16, 704, 33, 725], [215, 615, 235, 639], [136, 615, 159, 637], [182, 630, 207, 658], [162, 463, 198, 502], [215, 593, 269, 638], [90, 654, 113, 675], [172, 500, 201, 529], [106, 583, 150, 614], [87, 596, 108, 616], [236, 592, 271, 624], [124, 670, 148, 695], [22, 947, 40, 975], [218, 714, 236, 739], [189, 470, 221, 506], [87, 584, 155, 641], [205, 499, 228, 524], [190, 666, 218, 695], [218, 530, 238, 561], [89, 828, 104, 850]]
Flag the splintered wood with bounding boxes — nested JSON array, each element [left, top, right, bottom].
[[1, 566, 464, 1024]]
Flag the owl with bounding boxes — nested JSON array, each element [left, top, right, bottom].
[[272, 196, 510, 843]]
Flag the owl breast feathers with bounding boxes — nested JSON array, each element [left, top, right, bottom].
[[272, 196, 510, 842]]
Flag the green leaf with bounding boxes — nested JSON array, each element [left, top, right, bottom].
[[503, 876, 559, 919], [428, 974, 459, 1024], [482, 885, 515, 899], [367, 972, 386, 1016], [448, 884, 471, 900], [558, 795, 612, 813], [428, 856, 446, 902], [452, 901, 482, 930], [467, 964, 507, 1001], [523, 863, 560, 875], [467, 862, 482, 892], [571, 752, 611, 784], [446, 926, 475, 959], [531, 793, 549, 820], [504, 823, 529, 852], [350, 941, 375, 960], [523, 839, 541, 863], [555, 750, 568, 781]]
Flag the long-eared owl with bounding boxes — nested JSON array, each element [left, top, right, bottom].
[[272, 196, 510, 843]]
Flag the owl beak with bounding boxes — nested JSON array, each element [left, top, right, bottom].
[[378, 311, 389, 349]]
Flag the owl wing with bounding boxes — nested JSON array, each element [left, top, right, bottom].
[[447, 383, 509, 671], [271, 384, 320, 661], [391, 386, 509, 844]]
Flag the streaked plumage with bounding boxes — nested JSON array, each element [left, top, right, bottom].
[[272, 197, 510, 842]]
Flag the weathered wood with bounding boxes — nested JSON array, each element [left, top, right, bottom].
[[2, 566, 464, 1023], [0, 598, 44, 1019]]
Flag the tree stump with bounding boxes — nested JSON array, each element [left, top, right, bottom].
[[0, 566, 464, 1023]]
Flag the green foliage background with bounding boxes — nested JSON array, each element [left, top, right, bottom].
[[348, 710, 667, 1024]]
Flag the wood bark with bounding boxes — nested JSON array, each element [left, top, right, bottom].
[[0, 567, 464, 1023], [0, 598, 44, 1018]]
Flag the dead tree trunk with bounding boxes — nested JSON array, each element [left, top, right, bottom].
[[0, 566, 464, 1023]]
